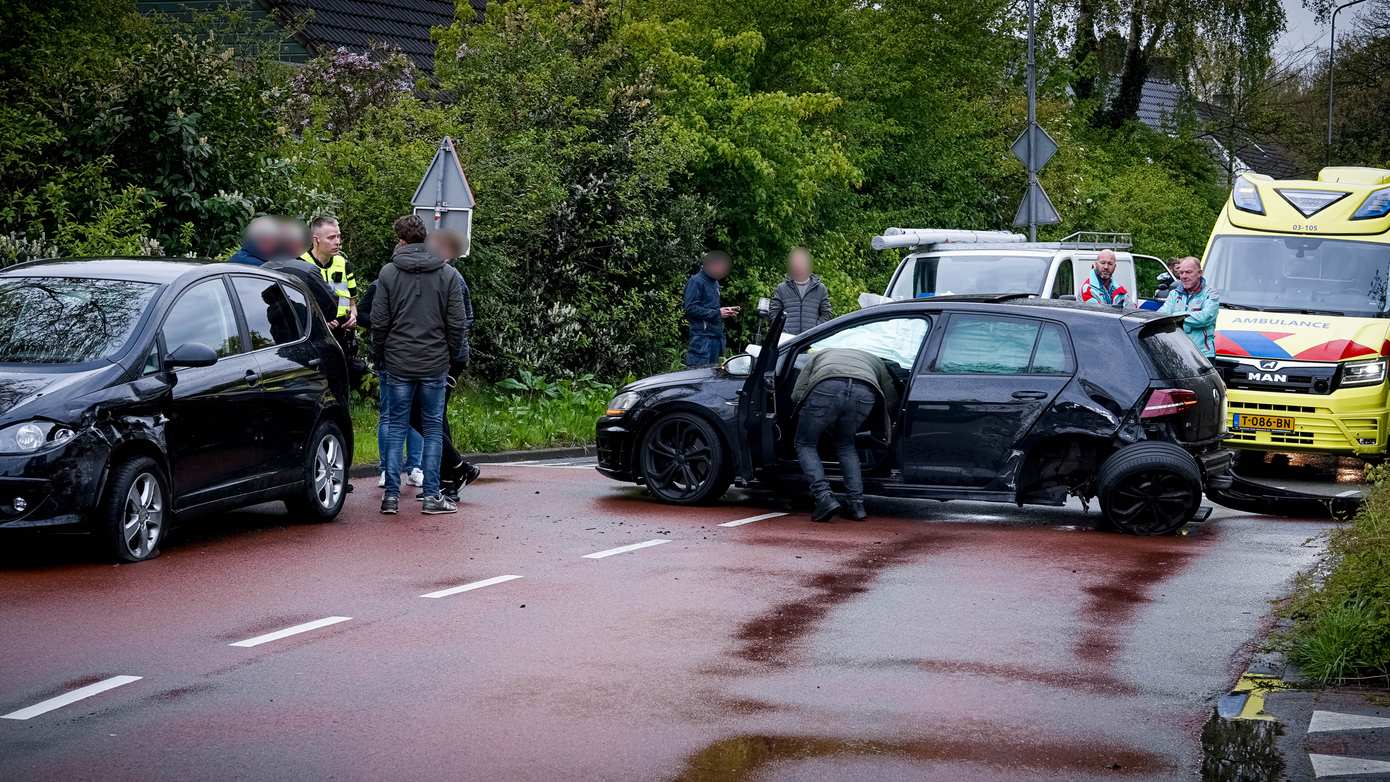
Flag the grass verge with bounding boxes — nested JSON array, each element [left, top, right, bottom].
[[349, 374, 617, 467], [1283, 467, 1390, 685]]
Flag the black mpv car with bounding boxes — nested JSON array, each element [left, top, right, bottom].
[[0, 259, 353, 562], [598, 296, 1233, 535]]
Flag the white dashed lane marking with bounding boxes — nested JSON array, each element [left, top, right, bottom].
[[228, 616, 352, 648], [420, 575, 523, 599], [719, 512, 788, 528], [1308, 709, 1390, 733], [1309, 753, 1390, 778], [583, 539, 671, 559], [2, 675, 143, 721]]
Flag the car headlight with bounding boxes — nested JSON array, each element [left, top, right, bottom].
[[1232, 176, 1265, 215], [0, 420, 75, 454], [605, 391, 642, 417], [1353, 186, 1390, 220], [1342, 359, 1387, 387]]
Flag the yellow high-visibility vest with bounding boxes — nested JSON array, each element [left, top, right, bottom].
[[300, 251, 357, 318]]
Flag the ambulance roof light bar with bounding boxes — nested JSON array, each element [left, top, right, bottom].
[[871, 228, 1026, 251]]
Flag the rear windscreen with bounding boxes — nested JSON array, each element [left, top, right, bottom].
[[1141, 323, 1211, 378]]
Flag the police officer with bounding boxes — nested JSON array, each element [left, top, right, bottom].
[[302, 216, 358, 329]]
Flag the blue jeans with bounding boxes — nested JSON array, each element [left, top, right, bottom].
[[378, 378, 422, 473], [382, 372, 447, 498], [686, 332, 725, 367]]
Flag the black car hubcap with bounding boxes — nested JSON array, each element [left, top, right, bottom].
[[644, 418, 713, 500], [1108, 469, 1194, 533]]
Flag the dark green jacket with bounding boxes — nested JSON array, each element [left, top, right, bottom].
[[791, 349, 899, 437]]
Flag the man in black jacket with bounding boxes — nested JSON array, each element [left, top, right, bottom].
[[371, 215, 469, 516], [768, 247, 832, 335], [683, 251, 738, 366]]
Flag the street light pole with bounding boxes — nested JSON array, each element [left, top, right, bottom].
[[1327, 0, 1370, 166]]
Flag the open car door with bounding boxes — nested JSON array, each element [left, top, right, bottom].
[[735, 312, 786, 482]]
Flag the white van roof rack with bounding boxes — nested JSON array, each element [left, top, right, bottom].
[[871, 228, 1025, 251], [1057, 231, 1131, 250]]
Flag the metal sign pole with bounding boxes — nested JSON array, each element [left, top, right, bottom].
[[1026, 0, 1037, 241]]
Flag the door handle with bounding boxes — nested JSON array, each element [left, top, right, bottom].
[[244, 369, 261, 385], [1011, 390, 1048, 400], [307, 357, 321, 368]]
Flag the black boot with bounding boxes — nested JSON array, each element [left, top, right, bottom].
[[846, 500, 868, 521], [812, 494, 842, 523]]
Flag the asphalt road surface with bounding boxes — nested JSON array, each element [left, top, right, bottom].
[[0, 459, 1340, 781]]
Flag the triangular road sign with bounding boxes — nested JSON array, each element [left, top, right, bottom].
[[412, 137, 475, 211], [1012, 181, 1060, 226]]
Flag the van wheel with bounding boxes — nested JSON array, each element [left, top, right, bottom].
[[1097, 442, 1202, 535], [285, 421, 348, 522], [100, 456, 167, 563], [639, 412, 730, 504]]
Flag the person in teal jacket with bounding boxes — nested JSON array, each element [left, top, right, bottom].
[[1159, 256, 1220, 358]]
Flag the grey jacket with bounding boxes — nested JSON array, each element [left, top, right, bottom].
[[370, 243, 467, 379], [769, 275, 832, 335]]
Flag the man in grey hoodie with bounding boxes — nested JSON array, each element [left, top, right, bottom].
[[371, 215, 469, 516], [768, 247, 832, 335]]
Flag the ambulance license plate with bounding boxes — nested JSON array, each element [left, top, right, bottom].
[[1232, 413, 1295, 432]]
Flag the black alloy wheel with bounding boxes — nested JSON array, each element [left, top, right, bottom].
[[639, 412, 730, 504], [1097, 442, 1202, 535]]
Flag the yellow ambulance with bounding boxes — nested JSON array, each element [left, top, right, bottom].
[[1200, 167, 1390, 511]]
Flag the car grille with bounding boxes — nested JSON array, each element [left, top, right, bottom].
[[1214, 358, 1338, 395], [1226, 400, 1374, 450]]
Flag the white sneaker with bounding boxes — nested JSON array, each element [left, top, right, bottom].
[[407, 468, 425, 487], [378, 471, 386, 488]]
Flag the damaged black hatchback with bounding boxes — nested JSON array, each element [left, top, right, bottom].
[[598, 296, 1234, 535], [0, 259, 353, 562]]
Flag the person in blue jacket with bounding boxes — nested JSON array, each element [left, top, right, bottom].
[[683, 251, 739, 367], [1159, 256, 1220, 358]]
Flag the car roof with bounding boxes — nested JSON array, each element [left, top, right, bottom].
[[862, 295, 1158, 324], [0, 257, 224, 284]]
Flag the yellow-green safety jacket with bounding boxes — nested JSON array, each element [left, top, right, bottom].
[[300, 251, 357, 319]]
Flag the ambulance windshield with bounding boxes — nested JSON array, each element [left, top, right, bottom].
[[1205, 236, 1390, 317]]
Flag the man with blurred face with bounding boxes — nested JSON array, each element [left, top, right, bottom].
[[228, 215, 280, 266], [1079, 248, 1128, 307], [1159, 256, 1220, 358], [769, 247, 832, 335], [683, 250, 739, 367]]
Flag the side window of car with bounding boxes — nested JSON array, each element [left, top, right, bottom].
[[281, 283, 310, 335], [936, 314, 1040, 374], [1052, 261, 1075, 298], [231, 276, 302, 350], [798, 317, 930, 371], [161, 279, 242, 359], [1030, 323, 1074, 374]]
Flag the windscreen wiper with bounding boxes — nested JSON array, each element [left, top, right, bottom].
[[1219, 301, 1258, 310], [1258, 305, 1347, 316]]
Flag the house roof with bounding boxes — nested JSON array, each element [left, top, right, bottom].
[[262, 0, 487, 72], [1137, 78, 1303, 180]]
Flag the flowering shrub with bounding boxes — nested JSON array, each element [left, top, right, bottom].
[[287, 43, 416, 136]]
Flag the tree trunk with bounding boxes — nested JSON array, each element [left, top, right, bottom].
[[1105, 8, 1150, 128], [1072, 0, 1099, 102]]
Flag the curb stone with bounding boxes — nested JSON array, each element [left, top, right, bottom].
[[347, 445, 597, 479]]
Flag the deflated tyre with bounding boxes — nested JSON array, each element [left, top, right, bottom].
[[1097, 442, 1202, 535]]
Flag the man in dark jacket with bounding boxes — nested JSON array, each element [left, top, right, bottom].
[[791, 348, 899, 523], [683, 250, 738, 367], [228, 216, 340, 325], [371, 215, 469, 516], [768, 247, 832, 335]]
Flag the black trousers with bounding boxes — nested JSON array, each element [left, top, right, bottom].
[[794, 378, 877, 502]]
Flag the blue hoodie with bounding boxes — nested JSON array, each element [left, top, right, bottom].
[[228, 241, 273, 266]]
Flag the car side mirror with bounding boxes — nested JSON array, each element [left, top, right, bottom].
[[1156, 271, 1174, 284], [722, 353, 753, 376], [166, 343, 218, 369]]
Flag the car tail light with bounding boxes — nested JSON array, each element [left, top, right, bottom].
[[1141, 388, 1199, 419]]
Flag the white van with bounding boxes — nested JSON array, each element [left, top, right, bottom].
[[875, 228, 1168, 306]]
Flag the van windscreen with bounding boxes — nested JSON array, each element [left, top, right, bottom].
[[889, 254, 1050, 299]]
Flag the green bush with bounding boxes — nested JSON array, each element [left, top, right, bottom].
[[1285, 473, 1390, 685]]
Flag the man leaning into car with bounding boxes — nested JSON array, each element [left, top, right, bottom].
[[791, 348, 899, 523]]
